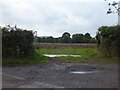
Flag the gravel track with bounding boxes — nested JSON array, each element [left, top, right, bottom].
[[2, 58, 118, 88]]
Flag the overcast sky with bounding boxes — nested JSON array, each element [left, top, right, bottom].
[[0, 0, 119, 37]]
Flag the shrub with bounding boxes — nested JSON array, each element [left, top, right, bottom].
[[2, 25, 34, 58], [96, 25, 120, 57]]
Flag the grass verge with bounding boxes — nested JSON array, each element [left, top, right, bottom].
[[2, 51, 49, 65]]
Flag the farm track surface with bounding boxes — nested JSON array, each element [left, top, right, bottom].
[[2, 57, 118, 88]]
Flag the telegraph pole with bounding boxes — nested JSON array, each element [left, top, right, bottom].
[[118, 1, 120, 25]]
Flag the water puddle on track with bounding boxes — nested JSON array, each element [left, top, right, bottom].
[[70, 71, 98, 74], [43, 54, 81, 58]]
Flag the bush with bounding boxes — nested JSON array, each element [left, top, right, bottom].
[[96, 25, 120, 57], [2, 25, 34, 58]]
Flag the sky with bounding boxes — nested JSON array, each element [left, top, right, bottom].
[[0, 0, 119, 37]]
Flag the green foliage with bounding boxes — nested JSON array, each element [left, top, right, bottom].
[[85, 33, 91, 39], [72, 34, 84, 43], [2, 25, 34, 58], [96, 25, 120, 57], [36, 32, 96, 44], [72, 33, 95, 43], [62, 32, 71, 43], [36, 36, 62, 43]]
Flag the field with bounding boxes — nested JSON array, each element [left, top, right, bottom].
[[2, 43, 118, 65], [35, 43, 96, 49], [36, 43, 118, 64], [37, 48, 118, 64]]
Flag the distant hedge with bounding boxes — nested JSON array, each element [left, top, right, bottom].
[[96, 25, 120, 57], [2, 26, 34, 58]]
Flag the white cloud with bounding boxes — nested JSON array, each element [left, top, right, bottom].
[[0, 0, 118, 37], [66, 15, 91, 26], [17, 0, 107, 3]]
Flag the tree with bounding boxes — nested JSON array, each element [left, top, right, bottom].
[[62, 32, 71, 43], [72, 34, 84, 43], [85, 33, 91, 39], [46, 36, 54, 43], [84, 33, 92, 43]]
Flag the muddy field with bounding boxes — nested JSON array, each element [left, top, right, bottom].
[[35, 43, 96, 49]]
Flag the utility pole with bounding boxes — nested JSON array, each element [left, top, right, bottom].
[[118, 1, 120, 25]]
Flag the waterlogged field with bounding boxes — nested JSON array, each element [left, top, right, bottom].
[[37, 47, 118, 64]]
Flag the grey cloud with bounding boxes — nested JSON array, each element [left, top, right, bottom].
[[0, 0, 118, 37]]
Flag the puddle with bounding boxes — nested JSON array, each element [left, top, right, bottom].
[[70, 71, 97, 74], [44, 54, 81, 58]]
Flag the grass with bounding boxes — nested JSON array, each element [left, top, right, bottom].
[[59, 56, 118, 64], [2, 51, 49, 65], [37, 48, 97, 55], [3, 48, 118, 65], [38, 48, 118, 64]]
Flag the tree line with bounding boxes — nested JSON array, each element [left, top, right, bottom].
[[36, 32, 96, 43]]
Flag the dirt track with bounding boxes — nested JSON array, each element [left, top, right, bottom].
[[2, 58, 118, 88]]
